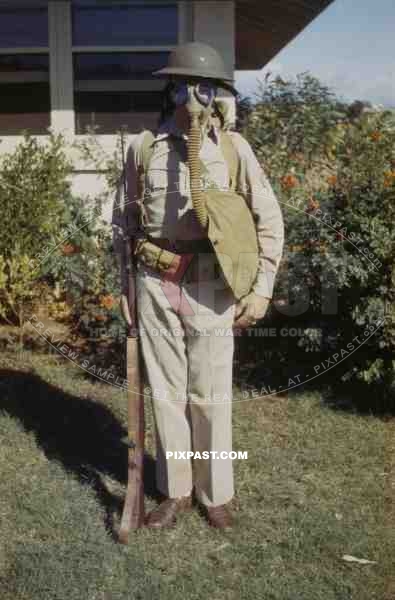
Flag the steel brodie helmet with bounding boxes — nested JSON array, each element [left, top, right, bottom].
[[153, 41, 238, 96]]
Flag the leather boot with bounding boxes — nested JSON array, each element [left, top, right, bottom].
[[145, 495, 192, 529], [205, 504, 234, 529]]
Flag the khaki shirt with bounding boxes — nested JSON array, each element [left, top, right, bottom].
[[112, 116, 284, 298]]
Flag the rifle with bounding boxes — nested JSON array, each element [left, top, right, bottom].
[[118, 129, 145, 542]]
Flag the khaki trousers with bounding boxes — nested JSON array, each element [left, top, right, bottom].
[[136, 256, 236, 507]]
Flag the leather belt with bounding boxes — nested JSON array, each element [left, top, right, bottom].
[[147, 236, 213, 255], [143, 236, 220, 284]]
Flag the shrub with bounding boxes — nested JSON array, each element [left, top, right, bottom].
[[0, 133, 73, 258], [241, 74, 395, 409], [0, 133, 73, 324], [43, 193, 123, 342]]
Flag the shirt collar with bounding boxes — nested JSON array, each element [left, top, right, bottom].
[[155, 115, 220, 145]]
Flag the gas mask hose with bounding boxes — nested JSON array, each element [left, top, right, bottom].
[[187, 110, 208, 231]]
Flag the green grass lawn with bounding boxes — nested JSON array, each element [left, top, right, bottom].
[[0, 347, 393, 600]]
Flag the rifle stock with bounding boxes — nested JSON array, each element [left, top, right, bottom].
[[118, 134, 145, 543]]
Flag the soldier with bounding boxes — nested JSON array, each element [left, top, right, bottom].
[[112, 42, 284, 529]]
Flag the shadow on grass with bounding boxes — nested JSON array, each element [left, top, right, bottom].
[[0, 368, 159, 539], [234, 331, 394, 416], [320, 379, 395, 416], [5, 327, 126, 386]]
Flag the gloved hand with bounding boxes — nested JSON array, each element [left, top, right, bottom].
[[233, 292, 270, 329]]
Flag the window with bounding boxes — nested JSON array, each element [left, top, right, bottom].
[[71, 2, 178, 134], [0, 6, 49, 135], [74, 52, 169, 134], [75, 89, 163, 134], [72, 1, 178, 46], [0, 6, 48, 47], [74, 52, 170, 81], [0, 1, 181, 136]]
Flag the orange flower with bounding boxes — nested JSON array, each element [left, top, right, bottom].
[[327, 175, 337, 187], [370, 131, 382, 142], [99, 294, 116, 310], [307, 198, 320, 212], [95, 314, 107, 322], [280, 174, 298, 189], [384, 171, 395, 187], [61, 243, 80, 256]]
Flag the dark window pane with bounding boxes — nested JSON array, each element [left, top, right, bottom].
[[0, 7, 48, 47], [72, 2, 178, 46], [0, 54, 50, 134], [0, 83, 50, 134], [73, 51, 170, 80], [0, 54, 49, 80], [75, 90, 163, 134]]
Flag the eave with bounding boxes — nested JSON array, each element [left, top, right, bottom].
[[235, 0, 334, 70]]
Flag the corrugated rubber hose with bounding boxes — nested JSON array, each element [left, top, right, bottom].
[[187, 111, 208, 230]]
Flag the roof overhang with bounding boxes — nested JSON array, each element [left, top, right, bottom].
[[235, 0, 334, 70]]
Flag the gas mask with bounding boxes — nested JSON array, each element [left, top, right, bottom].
[[171, 79, 217, 115], [170, 79, 218, 230]]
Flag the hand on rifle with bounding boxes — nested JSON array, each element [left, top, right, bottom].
[[120, 293, 132, 327]]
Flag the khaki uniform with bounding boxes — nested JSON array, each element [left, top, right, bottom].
[[112, 116, 284, 506]]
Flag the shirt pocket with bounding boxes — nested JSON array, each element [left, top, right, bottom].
[[145, 169, 168, 194], [146, 163, 189, 197]]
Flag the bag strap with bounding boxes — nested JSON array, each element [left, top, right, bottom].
[[196, 131, 241, 192], [218, 130, 240, 192], [136, 129, 156, 199], [135, 128, 241, 197], [168, 130, 240, 192], [132, 130, 155, 231]]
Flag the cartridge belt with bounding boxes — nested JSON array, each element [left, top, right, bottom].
[[147, 237, 213, 254], [133, 236, 220, 284]]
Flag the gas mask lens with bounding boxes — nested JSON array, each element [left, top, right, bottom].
[[194, 82, 217, 106], [171, 80, 217, 107]]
